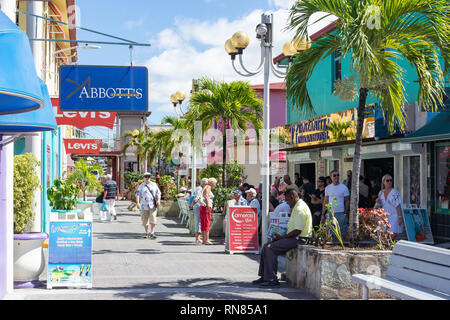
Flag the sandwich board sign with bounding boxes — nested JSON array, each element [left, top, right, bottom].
[[226, 206, 259, 254], [47, 218, 93, 289]]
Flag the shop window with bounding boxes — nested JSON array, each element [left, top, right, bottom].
[[332, 51, 342, 90], [403, 156, 421, 207], [436, 143, 450, 214]]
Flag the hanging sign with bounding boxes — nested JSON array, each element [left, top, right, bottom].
[[227, 206, 259, 254], [59, 65, 148, 112], [64, 139, 102, 154], [47, 221, 93, 289], [51, 98, 116, 129]]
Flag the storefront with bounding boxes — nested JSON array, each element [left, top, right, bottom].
[[280, 104, 427, 209], [404, 112, 450, 243]]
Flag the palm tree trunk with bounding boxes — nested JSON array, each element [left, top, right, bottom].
[[349, 87, 368, 247], [222, 117, 227, 186]]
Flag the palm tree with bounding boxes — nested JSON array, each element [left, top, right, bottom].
[[286, 0, 449, 246], [67, 159, 103, 201], [121, 129, 147, 172], [186, 77, 263, 185]]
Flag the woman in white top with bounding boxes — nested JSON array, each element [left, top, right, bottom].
[[199, 178, 216, 245], [376, 174, 403, 238]]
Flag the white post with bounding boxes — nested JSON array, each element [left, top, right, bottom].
[[26, 1, 44, 232], [261, 42, 271, 248]]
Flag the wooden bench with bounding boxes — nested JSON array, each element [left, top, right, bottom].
[[352, 240, 450, 300]]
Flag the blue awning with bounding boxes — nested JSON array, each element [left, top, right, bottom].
[[0, 10, 44, 115], [403, 113, 450, 143], [0, 80, 57, 132]]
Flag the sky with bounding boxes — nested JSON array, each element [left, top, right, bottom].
[[74, 0, 336, 141]]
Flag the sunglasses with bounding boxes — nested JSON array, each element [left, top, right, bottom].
[[332, 174, 339, 177], [385, 179, 392, 182], [144, 176, 151, 179]]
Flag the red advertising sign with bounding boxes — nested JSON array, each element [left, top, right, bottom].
[[228, 207, 259, 254], [64, 139, 102, 155], [51, 98, 116, 129]]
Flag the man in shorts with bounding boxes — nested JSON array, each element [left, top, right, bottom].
[[136, 172, 161, 239]]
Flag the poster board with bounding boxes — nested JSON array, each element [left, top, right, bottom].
[[47, 220, 93, 288], [226, 206, 259, 254], [402, 206, 434, 244]]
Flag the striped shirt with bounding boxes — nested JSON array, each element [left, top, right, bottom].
[[104, 180, 118, 199]]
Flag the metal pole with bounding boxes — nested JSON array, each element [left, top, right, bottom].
[[261, 42, 271, 248]]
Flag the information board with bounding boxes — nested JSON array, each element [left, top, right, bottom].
[[227, 206, 259, 254], [47, 221, 93, 288]]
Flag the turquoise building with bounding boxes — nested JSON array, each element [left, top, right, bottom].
[[276, 22, 449, 243]]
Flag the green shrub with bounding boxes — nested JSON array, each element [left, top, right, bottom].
[[13, 153, 41, 234], [47, 177, 79, 211]]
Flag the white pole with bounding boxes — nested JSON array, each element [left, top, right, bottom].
[[261, 42, 271, 248]]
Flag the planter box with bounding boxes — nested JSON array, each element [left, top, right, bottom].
[[157, 199, 179, 217], [76, 201, 94, 220], [209, 213, 225, 237], [286, 245, 393, 299], [187, 212, 224, 237]]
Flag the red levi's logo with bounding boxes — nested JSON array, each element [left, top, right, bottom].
[[64, 139, 102, 154], [51, 98, 116, 129]]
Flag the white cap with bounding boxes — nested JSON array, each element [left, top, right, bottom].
[[245, 188, 257, 196]]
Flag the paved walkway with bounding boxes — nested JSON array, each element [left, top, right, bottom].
[[9, 200, 315, 300]]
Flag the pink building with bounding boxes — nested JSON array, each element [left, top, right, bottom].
[[251, 82, 287, 129]]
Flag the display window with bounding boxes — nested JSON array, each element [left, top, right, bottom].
[[436, 142, 450, 214], [403, 156, 421, 207]]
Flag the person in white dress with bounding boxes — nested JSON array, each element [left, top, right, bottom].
[[375, 174, 404, 239]]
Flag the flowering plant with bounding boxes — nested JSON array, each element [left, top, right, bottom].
[[358, 208, 396, 249]]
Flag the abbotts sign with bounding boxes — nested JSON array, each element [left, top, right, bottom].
[[64, 139, 102, 155], [59, 65, 148, 112]]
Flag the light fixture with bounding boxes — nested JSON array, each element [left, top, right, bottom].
[[231, 31, 250, 50], [282, 41, 297, 57], [171, 91, 187, 116], [292, 35, 311, 51], [53, 44, 101, 55]]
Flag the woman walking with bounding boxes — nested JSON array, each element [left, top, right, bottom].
[[375, 174, 403, 239], [199, 178, 217, 245]]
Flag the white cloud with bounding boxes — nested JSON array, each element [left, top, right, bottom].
[[124, 17, 144, 30], [143, 5, 336, 124]]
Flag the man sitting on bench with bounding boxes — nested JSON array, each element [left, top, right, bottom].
[[252, 188, 313, 287]]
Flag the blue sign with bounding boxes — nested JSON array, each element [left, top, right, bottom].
[[59, 65, 148, 112], [48, 221, 93, 288], [49, 221, 92, 264]]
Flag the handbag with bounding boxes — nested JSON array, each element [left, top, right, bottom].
[[100, 202, 107, 211]]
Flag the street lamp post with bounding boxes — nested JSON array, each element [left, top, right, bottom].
[[225, 13, 310, 248]]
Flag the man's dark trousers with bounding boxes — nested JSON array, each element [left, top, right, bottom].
[[258, 237, 308, 281]]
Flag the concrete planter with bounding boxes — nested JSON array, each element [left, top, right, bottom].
[[13, 232, 48, 288], [157, 199, 179, 217], [209, 213, 225, 237], [187, 212, 224, 237], [286, 245, 393, 299], [76, 201, 94, 220]]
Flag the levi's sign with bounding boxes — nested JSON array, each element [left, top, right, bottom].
[[51, 98, 116, 129], [59, 65, 148, 112], [64, 139, 102, 155]]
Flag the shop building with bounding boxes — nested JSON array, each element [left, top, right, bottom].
[[275, 21, 448, 243]]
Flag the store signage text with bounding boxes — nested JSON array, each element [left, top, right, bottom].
[[288, 117, 331, 145], [59, 65, 148, 112], [52, 98, 116, 129], [64, 139, 102, 155]]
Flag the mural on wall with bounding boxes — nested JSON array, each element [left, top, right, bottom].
[[279, 104, 375, 148]]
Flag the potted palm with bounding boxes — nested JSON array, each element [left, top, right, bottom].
[[67, 159, 103, 220], [47, 177, 81, 220], [13, 153, 47, 288]]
